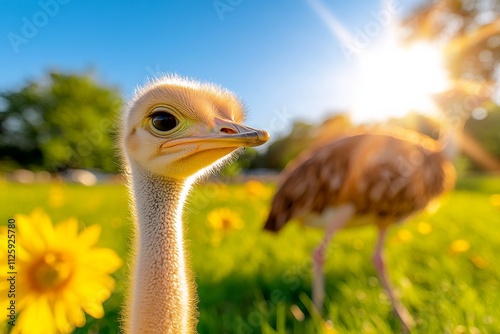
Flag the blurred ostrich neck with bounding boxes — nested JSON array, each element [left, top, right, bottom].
[[128, 162, 196, 334]]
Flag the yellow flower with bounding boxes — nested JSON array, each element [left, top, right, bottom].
[[471, 255, 488, 269], [396, 229, 413, 242], [0, 209, 122, 334], [206, 207, 244, 232], [244, 180, 267, 197], [450, 239, 470, 254], [490, 194, 500, 207], [417, 221, 432, 235]]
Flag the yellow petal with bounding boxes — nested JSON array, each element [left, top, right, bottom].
[[16, 297, 56, 334], [55, 217, 79, 242], [83, 248, 123, 273], [76, 224, 102, 249], [54, 299, 76, 333], [16, 243, 33, 262], [15, 291, 35, 313], [15, 213, 46, 253], [71, 272, 114, 300], [83, 299, 105, 319], [30, 208, 56, 245], [62, 291, 86, 327]]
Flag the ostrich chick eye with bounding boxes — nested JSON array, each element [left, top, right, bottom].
[[151, 112, 179, 132]]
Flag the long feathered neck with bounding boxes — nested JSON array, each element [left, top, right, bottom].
[[127, 163, 197, 334]]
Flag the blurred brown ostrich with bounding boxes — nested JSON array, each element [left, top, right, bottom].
[[264, 127, 456, 332]]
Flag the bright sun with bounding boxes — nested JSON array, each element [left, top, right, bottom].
[[304, 0, 454, 124], [350, 38, 451, 123]]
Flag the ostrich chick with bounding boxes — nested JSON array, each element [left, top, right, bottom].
[[264, 130, 456, 332], [121, 76, 269, 334]]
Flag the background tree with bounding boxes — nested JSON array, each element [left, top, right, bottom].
[[251, 121, 317, 170], [247, 114, 352, 171], [403, 0, 500, 83], [0, 72, 122, 172], [403, 0, 500, 172], [219, 147, 259, 177]]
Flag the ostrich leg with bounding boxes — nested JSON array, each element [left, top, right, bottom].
[[372, 226, 415, 332], [312, 205, 354, 311]]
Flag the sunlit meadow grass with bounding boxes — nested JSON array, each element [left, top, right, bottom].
[[0, 176, 499, 333]]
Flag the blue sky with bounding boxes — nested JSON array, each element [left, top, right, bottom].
[[0, 0, 421, 137]]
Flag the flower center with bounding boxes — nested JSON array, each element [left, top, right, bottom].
[[221, 218, 232, 229], [30, 252, 74, 292]]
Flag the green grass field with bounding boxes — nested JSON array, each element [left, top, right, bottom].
[[1, 176, 499, 334]]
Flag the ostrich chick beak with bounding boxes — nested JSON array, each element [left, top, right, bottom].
[[160, 118, 270, 152], [212, 118, 270, 147]]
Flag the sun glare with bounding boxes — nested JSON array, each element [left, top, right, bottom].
[[305, 0, 453, 124], [350, 39, 451, 123]]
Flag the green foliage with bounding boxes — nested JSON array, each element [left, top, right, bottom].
[[465, 106, 500, 157], [219, 148, 259, 177], [0, 72, 122, 172], [1, 177, 499, 333], [252, 121, 317, 170]]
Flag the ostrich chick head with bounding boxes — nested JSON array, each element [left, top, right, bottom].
[[122, 76, 270, 179]]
